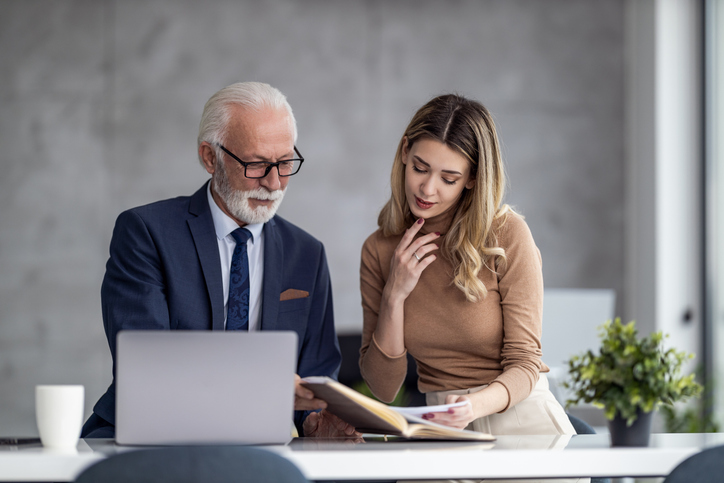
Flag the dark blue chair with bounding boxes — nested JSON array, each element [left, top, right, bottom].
[[74, 445, 309, 483], [663, 444, 724, 483], [568, 413, 596, 435]]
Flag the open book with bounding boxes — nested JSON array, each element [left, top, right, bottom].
[[301, 377, 495, 441]]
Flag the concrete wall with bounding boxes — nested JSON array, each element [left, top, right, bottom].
[[0, 0, 625, 435]]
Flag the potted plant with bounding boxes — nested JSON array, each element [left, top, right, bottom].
[[563, 318, 702, 446]]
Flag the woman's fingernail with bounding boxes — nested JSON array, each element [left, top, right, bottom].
[[448, 409, 455, 414], [417, 218, 424, 224], [435, 232, 441, 236]]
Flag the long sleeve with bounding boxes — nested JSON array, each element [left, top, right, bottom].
[[487, 214, 545, 410], [359, 231, 409, 403], [94, 208, 179, 425]]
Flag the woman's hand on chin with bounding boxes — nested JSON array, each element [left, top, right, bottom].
[[384, 218, 441, 302]]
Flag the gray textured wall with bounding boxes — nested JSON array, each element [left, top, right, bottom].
[[0, 0, 624, 435]]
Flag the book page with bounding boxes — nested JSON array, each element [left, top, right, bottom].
[[392, 401, 469, 416]]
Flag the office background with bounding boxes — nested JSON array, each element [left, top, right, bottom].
[[0, 0, 705, 435]]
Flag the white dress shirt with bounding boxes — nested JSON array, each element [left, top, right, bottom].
[[207, 183, 265, 331]]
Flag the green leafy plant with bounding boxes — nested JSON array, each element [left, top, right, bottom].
[[563, 318, 702, 426], [661, 366, 719, 433]]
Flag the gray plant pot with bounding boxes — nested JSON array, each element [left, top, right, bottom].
[[608, 409, 653, 447]]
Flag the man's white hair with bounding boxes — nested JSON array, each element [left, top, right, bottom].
[[197, 82, 297, 165]]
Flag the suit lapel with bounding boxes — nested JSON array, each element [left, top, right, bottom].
[[260, 217, 282, 330], [188, 182, 225, 330]]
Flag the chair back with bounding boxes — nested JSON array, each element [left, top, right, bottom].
[[567, 413, 595, 435], [74, 446, 309, 483], [664, 445, 724, 483]]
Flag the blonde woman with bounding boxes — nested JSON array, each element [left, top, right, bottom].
[[359, 94, 575, 438]]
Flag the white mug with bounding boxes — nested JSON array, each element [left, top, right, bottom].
[[35, 385, 84, 450]]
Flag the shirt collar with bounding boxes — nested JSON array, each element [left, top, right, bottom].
[[207, 182, 264, 243]]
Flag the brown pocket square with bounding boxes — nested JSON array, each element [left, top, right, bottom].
[[280, 289, 309, 301]]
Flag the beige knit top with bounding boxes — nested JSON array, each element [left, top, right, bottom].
[[359, 209, 548, 411]]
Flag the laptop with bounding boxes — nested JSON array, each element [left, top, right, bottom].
[[115, 330, 298, 445]]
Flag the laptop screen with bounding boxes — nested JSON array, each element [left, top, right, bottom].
[[115, 331, 297, 445]]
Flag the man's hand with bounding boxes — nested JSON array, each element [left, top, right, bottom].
[[294, 374, 328, 411], [302, 409, 362, 440]]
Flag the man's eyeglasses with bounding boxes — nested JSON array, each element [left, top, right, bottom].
[[217, 144, 304, 179]]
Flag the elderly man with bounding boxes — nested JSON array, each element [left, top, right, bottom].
[[82, 82, 355, 438]]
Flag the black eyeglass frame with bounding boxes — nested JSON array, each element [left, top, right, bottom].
[[216, 144, 304, 179]]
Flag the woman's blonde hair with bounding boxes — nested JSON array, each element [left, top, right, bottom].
[[378, 94, 511, 302]]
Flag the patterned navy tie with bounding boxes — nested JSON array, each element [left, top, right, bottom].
[[226, 227, 252, 331]]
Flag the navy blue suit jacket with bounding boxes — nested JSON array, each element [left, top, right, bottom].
[[91, 182, 341, 434]]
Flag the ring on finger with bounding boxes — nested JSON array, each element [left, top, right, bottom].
[[413, 252, 422, 262]]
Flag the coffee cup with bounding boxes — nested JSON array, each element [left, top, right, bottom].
[[35, 385, 84, 450]]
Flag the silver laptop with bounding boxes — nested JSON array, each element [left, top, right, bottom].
[[115, 330, 298, 445]]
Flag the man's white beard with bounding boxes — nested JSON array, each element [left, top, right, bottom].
[[213, 161, 286, 225]]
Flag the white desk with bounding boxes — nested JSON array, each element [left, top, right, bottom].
[[2, 433, 724, 481]]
